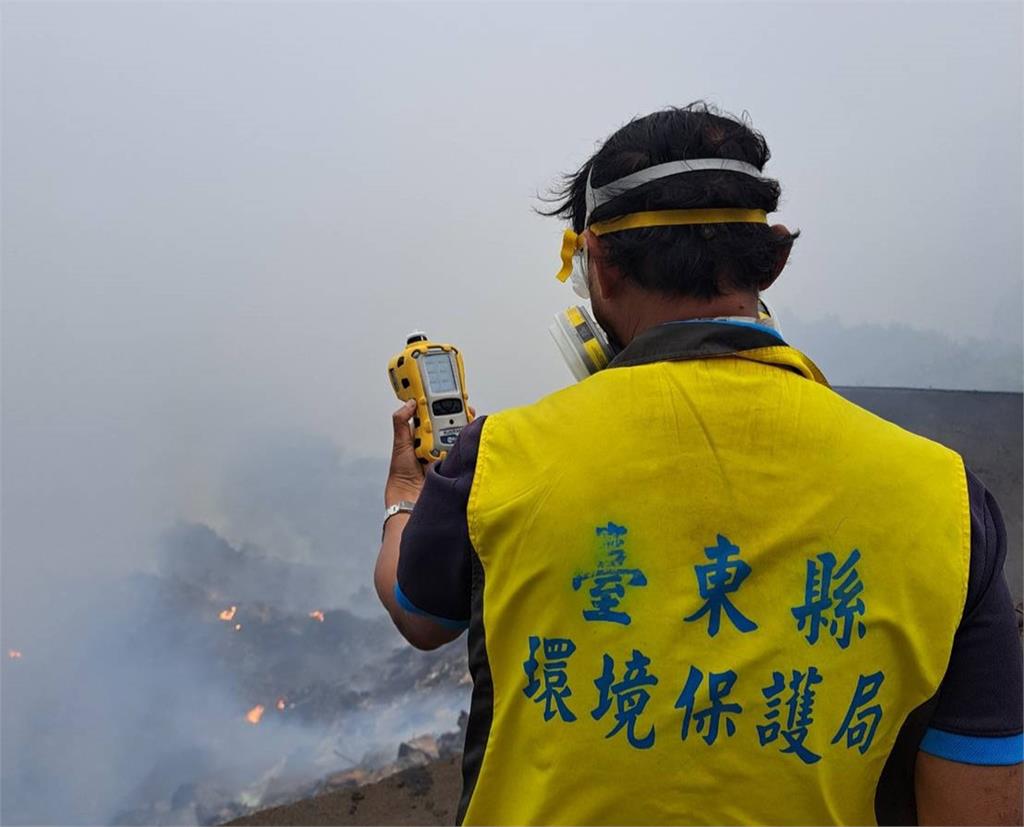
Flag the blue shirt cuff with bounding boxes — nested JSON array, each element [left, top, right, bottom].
[[920, 728, 1024, 765], [393, 582, 470, 631]]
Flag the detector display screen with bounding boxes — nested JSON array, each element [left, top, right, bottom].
[[423, 353, 457, 394]]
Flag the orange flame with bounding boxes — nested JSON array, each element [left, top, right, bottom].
[[8, 649, 22, 659], [309, 610, 325, 622], [246, 704, 265, 725], [276, 697, 286, 711], [219, 606, 237, 621]]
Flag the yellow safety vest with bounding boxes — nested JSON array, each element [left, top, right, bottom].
[[460, 330, 969, 826]]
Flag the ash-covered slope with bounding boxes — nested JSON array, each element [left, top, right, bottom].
[[157, 522, 354, 615]]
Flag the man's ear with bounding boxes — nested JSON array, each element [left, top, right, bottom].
[[760, 224, 794, 290], [587, 234, 623, 301]]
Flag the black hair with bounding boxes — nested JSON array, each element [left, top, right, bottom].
[[538, 102, 798, 299]]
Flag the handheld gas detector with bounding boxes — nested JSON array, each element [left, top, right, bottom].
[[388, 332, 472, 464]]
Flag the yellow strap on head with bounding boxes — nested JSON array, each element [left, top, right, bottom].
[[555, 209, 768, 282], [589, 208, 768, 236], [555, 228, 584, 283]]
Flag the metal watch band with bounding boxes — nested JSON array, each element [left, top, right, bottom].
[[382, 500, 417, 539]]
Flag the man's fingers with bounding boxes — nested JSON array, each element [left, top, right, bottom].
[[391, 400, 418, 465], [388, 400, 425, 500], [392, 400, 417, 448]]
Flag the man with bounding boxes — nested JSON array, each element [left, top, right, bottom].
[[374, 103, 1022, 825]]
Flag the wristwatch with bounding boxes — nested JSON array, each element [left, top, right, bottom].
[[382, 500, 417, 538]]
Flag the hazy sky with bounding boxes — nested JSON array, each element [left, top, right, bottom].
[[3, 0, 1022, 641]]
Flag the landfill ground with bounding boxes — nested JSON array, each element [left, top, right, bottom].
[[225, 755, 462, 826]]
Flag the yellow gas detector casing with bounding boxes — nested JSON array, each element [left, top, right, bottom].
[[388, 332, 473, 464]]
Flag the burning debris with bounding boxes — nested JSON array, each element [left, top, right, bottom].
[[8, 649, 23, 659], [93, 520, 471, 826]]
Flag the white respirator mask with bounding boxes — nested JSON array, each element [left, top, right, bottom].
[[569, 239, 591, 300]]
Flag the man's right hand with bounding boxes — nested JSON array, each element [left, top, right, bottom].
[[385, 399, 425, 506]]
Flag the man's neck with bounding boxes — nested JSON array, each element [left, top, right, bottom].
[[617, 291, 761, 345]]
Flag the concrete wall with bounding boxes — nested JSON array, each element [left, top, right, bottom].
[[838, 387, 1022, 604]]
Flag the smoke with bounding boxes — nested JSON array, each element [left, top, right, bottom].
[[780, 313, 1024, 391], [1, 430, 470, 826], [212, 430, 386, 604]]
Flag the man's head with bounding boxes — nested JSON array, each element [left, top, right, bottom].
[[543, 102, 797, 346]]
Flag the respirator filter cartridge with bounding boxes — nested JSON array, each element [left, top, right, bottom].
[[548, 305, 617, 381]]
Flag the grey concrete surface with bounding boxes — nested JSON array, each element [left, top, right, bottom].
[[838, 387, 1022, 604]]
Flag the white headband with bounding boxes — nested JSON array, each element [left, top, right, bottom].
[[585, 158, 766, 225]]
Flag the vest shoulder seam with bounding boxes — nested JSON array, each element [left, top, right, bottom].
[[466, 415, 491, 562]]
